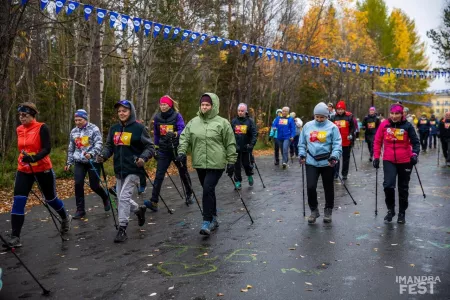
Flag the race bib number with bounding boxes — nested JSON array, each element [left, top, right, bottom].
[[445, 123, 450, 129], [75, 136, 90, 149], [385, 128, 404, 141], [234, 125, 247, 134], [309, 131, 327, 143], [367, 122, 375, 129], [113, 132, 132, 146], [160, 125, 174, 136], [430, 121, 436, 125], [420, 120, 427, 125], [278, 118, 288, 125], [335, 120, 346, 128]]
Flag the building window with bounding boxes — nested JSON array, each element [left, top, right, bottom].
[[436, 109, 440, 113], [436, 101, 440, 105], [446, 109, 449, 113], [445, 101, 449, 106]]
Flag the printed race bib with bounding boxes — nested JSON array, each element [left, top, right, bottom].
[[75, 136, 90, 149], [334, 120, 346, 128], [309, 131, 327, 143], [367, 122, 375, 129], [160, 125, 174, 136], [420, 120, 427, 125], [113, 132, 132, 146], [385, 128, 404, 141], [234, 125, 247, 134], [278, 118, 288, 125], [430, 121, 436, 125]]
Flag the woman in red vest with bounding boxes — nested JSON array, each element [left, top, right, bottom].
[[4, 102, 71, 248]]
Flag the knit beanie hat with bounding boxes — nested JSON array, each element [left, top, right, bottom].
[[336, 100, 346, 110], [160, 95, 174, 108], [390, 104, 404, 114], [313, 102, 329, 117], [74, 109, 88, 120], [200, 95, 213, 105]]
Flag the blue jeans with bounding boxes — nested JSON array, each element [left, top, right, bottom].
[[278, 139, 291, 164]]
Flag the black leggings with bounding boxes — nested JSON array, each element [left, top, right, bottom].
[[74, 162, 108, 211], [234, 151, 254, 182], [382, 161, 412, 212], [196, 169, 224, 221], [306, 165, 334, 210]]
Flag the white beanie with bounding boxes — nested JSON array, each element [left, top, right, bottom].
[[313, 102, 329, 116]]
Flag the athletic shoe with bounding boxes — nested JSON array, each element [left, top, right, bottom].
[[200, 221, 212, 235], [384, 209, 395, 223], [138, 186, 146, 194], [282, 163, 287, 169], [144, 200, 159, 212], [369, 157, 373, 162], [274, 161, 279, 166], [342, 175, 348, 180], [114, 227, 127, 243], [185, 194, 194, 205], [109, 186, 117, 197], [211, 216, 219, 231], [102, 199, 111, 212], [397, 212, 406, 224], [2, 235, 22, 248], [446, 161, 450, 167], [73, 210, 86, 219], [323, 208, 332, 223], [61, 215, 72, 233], [134, 205, 147, 227], [308, 209, 320, 224], [235, 181, 242, 190], [248, 176, 254, 186]]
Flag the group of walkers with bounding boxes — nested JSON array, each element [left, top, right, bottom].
[[4, 95, 450, 248]]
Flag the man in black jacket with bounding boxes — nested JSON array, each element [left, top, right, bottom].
[[362, 106, 380, 162], [231, 103, 257, 189], [438, 111, 450, 166]]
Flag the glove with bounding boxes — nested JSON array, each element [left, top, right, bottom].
[[410, 154, 418, 166], [226, 163, 235, 177], [373, 158, 380, 169], [135, 157, 145, 168], [328, 156, 338, 167], [96, 155, 105, 163], [21, 155, 35, 164], [246, 144, 253, 151], [299, 156, 306, 165], [347, 135, 353, 141], [268, 137, 272, 142], [176, 153, 187, 165], [166, 132, 176, 140]]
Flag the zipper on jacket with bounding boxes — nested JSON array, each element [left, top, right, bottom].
[[205, 121, 208, 169], [120, 126, 124, 179], [393, 123, 397, 163]]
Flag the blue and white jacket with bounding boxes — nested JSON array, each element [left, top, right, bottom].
[[298, 119, 342, 167], [67, 122, 103, 165]]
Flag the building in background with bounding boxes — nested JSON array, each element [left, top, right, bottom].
[[431, 93, 450, 118]]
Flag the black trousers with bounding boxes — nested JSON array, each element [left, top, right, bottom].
[[196, 168, 224, 221], [274, 139, 280, 163], [366, 134, 375, 157], [383, 161, 412, 212], [234, 151, 254, 182], [289, 135, 300, 157], [334, 146, 351, 177], [419, 131, 429, 151], [306, 165, 334, 210], [151, 151, 193, 202], [428, 134, 437, 148], [441, 139, 450, 161], [74, 162, 108, 211]]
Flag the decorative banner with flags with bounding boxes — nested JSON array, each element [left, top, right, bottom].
[[109, 12, 119, 28], [143, 20, 152, 37], [373, 92, 432, 107], [163, 25, 172, 39], [66, 1, 79, 15], [55, 0, 66, 14], [40, 0, 49, 11], [97, 8, 107, 25], [153, 23, 162, 38], [132, 17, 141, 33], [199, 33, 208, 45], [83, 4, 93, 21], [181, 30, 191, 42], [172, 27, 180, 39], [120, 14, 129, 30]]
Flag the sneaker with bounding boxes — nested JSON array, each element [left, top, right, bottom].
[[397, 212, 406, 224], [109, 187, 117, 197], [114, 227, 128, 243], [446, 161, 450, 167], [384, 209, 395, 223], [235, 181, 242, 190], [323, 208, 332, 223], [274, 161, 279, 166], [138, 186, 146, 194], [73, 210, 86, 219], [200, 221, 212, 235], [61, 215, 72, 233], [102, 199, 111, 212], [248, 176, 254, 186], [369, 157, 373, 162], [2, 235, 22, 248], [211, 216, 219, 231], [144, 200, 159, 212], [308, 209, 320, 224], [282, 163, 287, 169], [185, 194, 194, 205], [342, 175, 348, 180], [134, 205, 147, 227]]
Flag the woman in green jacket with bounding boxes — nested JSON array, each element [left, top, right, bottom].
[[177, 93, 237, 235]]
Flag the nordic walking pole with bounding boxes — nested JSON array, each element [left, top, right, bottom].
[[251, 153, 266, 188], [21, 151, 67, 242], [437, 139, 440, 166], [414, 165, 426, 199], [301, 163, 305, 217], [29, 190, 61, 223], [360, 140, 364, 161], [352, 148, 358, 171], [229, 176, 254, 224], [177, 159, 203, 214], [166, 172, 185, 200], [337, 173, 357, 205], [375, 168, 378, 216], [0, 234, 51, 296]]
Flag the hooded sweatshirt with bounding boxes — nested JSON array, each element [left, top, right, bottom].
[[231, 115, 257, 152], [178, 93, 237, 169], [429, 116, 439, 135]]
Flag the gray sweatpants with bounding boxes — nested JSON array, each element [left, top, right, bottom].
[[116, 174, 140, 227]]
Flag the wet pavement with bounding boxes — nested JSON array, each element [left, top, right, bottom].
[[1, 142, 450, 299]]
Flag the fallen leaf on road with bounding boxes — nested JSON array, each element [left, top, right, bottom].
[[410, 264, 415, 267], [373, 248, 378, 252], [391, 244, 398, 246], [154, 249, 160, 252], [150, 293, 157, 296], [142, 270, 149, 273], [247, 285, 253, 289], [354, 211, 360, 215], [305, 282, 312, 286], [356, 243, 360, 246], [305, 288, 313, 291], [68, 268, 78, 271], [217, 293, 224, 297], [288, 248, 296, 250], [168, 286, 174, 290], [241, 288, 248, 292], [329, 241, 335, 244], [203, 253, 208, 256], [385, 266, 394, 269], [300, 255, 305, 258]]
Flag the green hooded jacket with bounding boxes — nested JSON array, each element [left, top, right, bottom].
[[178, 93, 237, 169]]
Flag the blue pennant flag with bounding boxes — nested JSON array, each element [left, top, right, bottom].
[[316, 57, 321, 67], [351, 63, 357, 73], [40, 0, 49, 11], [379, 67, 385, 76], [358, 64, 365, 73], [403, 69, 407, 77], [322, 58, 328, 67], [258, 47, 264, 58], [286, 52, 291, 63], [171, 27, 180, 39], [109, 12, 119, 28], [250, 45, 256, 57], [305, 55, 309, 63], [83, 5, 93, 21], [153, 23, 162, 38], [337, 61, 342, 69], [215, 37, 223, 45], [266, 49, 272, 60], [387, 68, 391, 75], [199, 33, 208, 45], [97, 9, 107, 25], [369, 66, 374, 75], [21, 0, 28, 5], [273, 50, 279, 62], [279, 51, 284, 63], [342, 62, 347, 72], [181, 30, 191, 41], [120, 15, 130, 30], [208, 36, 217, 45], [375, 66, 379, 73], [232, 40, 240, 47], [347, 62, 351, 70], [310, 56, 315, 68], [241, 44, 249, 55], [66, 1, 79, 15], [293, 54, 298, 64], [221, 40, 231, 49], [132, 18, 141, 33], [143, 20, 152, 37], [413, 71, 418, 78], [55, 0, 66, 14], [299, 55, 304, 64], [163, 25, 172, 39], [189, 32, 199, 43]]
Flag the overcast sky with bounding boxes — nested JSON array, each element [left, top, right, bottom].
[[384, 0, 448, 90]]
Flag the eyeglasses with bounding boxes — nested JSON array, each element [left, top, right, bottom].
[[18, 113, 29, 118]]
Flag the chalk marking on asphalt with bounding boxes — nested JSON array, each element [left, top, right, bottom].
[[157, 262, 218, 277], [224, 249, 266, 263], [162, 244, 210, 257], [356, 234, 369, 240], [427, 241, 450, 249], [280, 268, 322, 275]]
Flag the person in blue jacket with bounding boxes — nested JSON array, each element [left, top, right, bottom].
[[417, 112, 431, 152], [428, 114, 439, 149], [269, 109, 282, 165], [299, 102, 342, 224], [272, 106, 296, 169]]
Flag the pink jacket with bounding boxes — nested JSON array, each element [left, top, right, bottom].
[[373, 119, 420, 163]]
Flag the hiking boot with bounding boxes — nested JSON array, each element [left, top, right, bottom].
[[138, 186, 146, 195], [2, 235, 22, 248], [384, 209, 395, 223], [109, 186, 117, 197], [114, 227, 127, 243], [397, 212, 406, 224], [73, 210, 86, 219], [308, 209, 320, 224], [134, 205, 147, 227], [61, 215, 72, 233], [102, 198, 111, 212], [323, 208, 333, 223], [144, 200, 159, 212], [185, 194, 194, 205], [200, 221, 212, 235], [211, 216, 219, 231], [248, 176, 254, 186], [235, 181, 242, 190]]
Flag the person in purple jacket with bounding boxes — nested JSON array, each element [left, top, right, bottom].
[[144, 95, 193, 211]]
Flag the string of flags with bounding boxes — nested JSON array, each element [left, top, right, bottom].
[[374, 89, 450, 96], [373, 92, 432, 107], [22, 0, 450, 80]]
